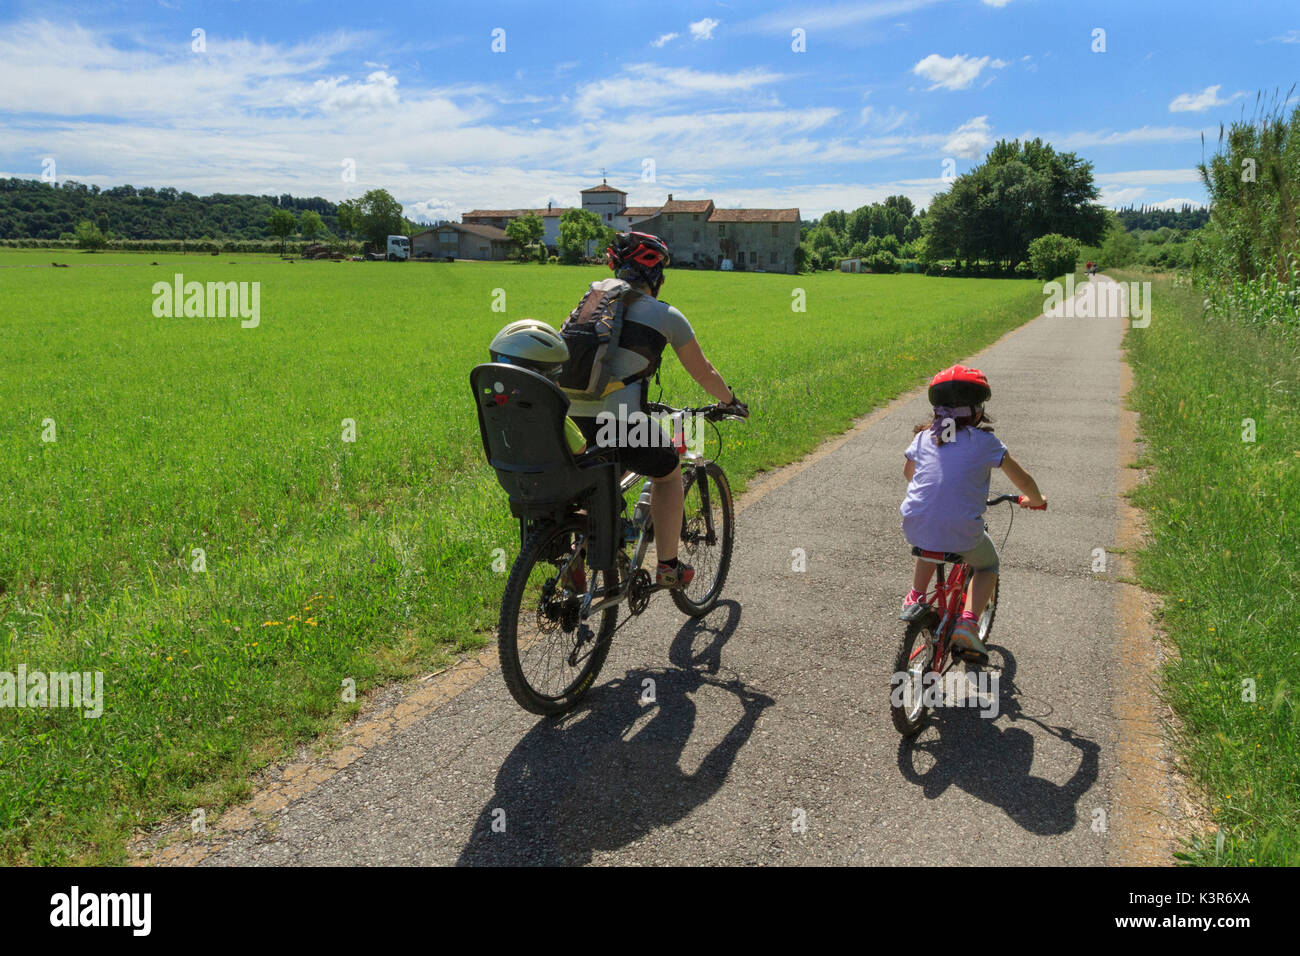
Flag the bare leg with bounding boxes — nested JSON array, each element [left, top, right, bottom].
[[650, 464, 684, 563], [911, 558, 935, 594], [965, 570, 998, 616]]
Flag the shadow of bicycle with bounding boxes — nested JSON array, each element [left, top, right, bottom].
[[457, 600, 773, 865], [895, 644, 1100, 836]]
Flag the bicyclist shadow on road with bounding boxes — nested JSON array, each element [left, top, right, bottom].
[[456, 600, 774, 866], [895, 645, 1100, 837]]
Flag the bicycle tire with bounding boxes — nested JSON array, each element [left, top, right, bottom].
[[498, 518, 619, 715], [671, 461, 735, 617], [891, 618, 936, 737], [977, 578, 999, 646]]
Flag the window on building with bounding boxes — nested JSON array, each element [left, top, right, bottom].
[[738, 251, 745, 264], [606, 214, 611, 221], [667, 214, 674, 222], [771, 224, 779, 237], [693, 230, 700, 242], [718, 224, 726, 236], [770, 250, 778, 264], [693, 214, 699, 221]]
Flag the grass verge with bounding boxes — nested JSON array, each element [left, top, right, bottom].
[[1121, 268, 1300, 865]]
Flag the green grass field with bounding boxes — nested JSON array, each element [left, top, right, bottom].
[[1122, 270, 1300, 865], [0, 248, 1049, 863]]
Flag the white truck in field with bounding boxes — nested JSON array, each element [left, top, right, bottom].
[[386, 235, 410, 261]]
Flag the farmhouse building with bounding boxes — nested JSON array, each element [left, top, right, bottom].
[[412, 222, 512, 260], [460, 180, 801, 273]]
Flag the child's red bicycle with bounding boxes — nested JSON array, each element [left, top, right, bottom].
[[890, 493, 1046, 737]]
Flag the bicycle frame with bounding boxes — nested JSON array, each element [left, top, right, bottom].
[[912, 557, 972, 674], [570, 406, 725, 621]]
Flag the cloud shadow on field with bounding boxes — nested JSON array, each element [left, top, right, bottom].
[[456, 600, 773, 865], [894, 645, 1100, 837]]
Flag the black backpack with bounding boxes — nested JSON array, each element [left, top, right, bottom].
[[556, 278, 645, 401]]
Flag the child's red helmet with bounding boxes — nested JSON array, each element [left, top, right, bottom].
[[928, 365, 991, 407]]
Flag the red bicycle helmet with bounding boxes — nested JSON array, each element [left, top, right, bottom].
[[607, 231, 670, 296], [928, 364, 991, 407]]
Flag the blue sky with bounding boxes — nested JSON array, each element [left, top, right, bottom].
[[2, 0, 1297, 221]]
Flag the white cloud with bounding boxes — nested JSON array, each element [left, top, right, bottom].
[[573, 64, 784, 118], [943, 115, 992, 158], [1267, 29, 1300, 43], [285, 71, 399, 111], [1146, 197, 1207, 210], [1045, 125, 1210, 149], [860, 105, 910, 132], [1093, 168, 1202, 186], [651, 32, 678, 47], [1168, 84, 1240, 112], [743, 0, 948, 34], [690, 18, 720, 40], [912, 53, 1003, 91], [982, 0, 1013, 7]]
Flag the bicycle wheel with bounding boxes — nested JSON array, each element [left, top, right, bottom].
[[671, 461, 735, 617], [891, 618, 936, 736], [977, 578, 999, 646], [498, 518, 619, 715]]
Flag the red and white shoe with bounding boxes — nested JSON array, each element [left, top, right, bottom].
[[655, 561, 695, 590]]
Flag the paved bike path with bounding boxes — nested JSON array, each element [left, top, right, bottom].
[[189, 280, 1133, 866]]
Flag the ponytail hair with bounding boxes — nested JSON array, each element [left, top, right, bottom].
[[914, 405, 995, 445]]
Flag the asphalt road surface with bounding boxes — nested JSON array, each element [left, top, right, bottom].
[[189, 278, 1139, 866]]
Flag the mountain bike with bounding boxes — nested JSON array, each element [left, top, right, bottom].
[[890, 493, 1046, 737], [497, 401, 745, 715]]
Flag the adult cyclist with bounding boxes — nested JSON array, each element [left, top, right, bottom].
[[567, 231, 748, 590]]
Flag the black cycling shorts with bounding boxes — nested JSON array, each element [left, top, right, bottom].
[[572, 416, 680, 479]]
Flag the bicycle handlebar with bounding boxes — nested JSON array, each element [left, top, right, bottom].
[[987, 493, 1047, 510], [645, 401, 747, 422]]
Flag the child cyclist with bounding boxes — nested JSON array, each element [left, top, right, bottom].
[[899, 365, 1047, 659]]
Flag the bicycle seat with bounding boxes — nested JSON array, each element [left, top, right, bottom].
[[911, 546, 964, 564]]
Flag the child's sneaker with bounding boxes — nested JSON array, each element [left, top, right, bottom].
[[899, 588, 927, 621], [950, 612, 989, 660], [656, 560, 694, 589]]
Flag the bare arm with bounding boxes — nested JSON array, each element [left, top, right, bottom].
[[904, 458, 915, 481], [673, 337, 735, 404], [998, 452, 1046, 508]]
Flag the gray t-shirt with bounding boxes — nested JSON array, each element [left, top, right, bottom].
[[565, 288, 696, 420]]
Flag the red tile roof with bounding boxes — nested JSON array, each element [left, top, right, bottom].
[[621, 206, 661, 219], [708, 208, 800, 223], [581, 183, 627, 193], [661, 199, 714, 214], [462, 209, 526, 219]]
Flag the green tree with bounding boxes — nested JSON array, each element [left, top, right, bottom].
[[73, 219, 106, 251], [1100, 221, 1139, 267], [557, 208, 602, 264], [266, 208, 297, 254], [350, 189, 406, 252], [1027, 232, 1081, 279], [925, 138, 1107, 271], [505, 213, 545, 261], [336, 200, 359, 238], [300, 209, 324, 241]]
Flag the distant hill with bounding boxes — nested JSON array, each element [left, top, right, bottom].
[[0, 178, 345, 240], [1116, 203, 1209, 232]]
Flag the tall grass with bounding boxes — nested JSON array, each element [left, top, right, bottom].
[[1194, 88, 1300, 328]]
